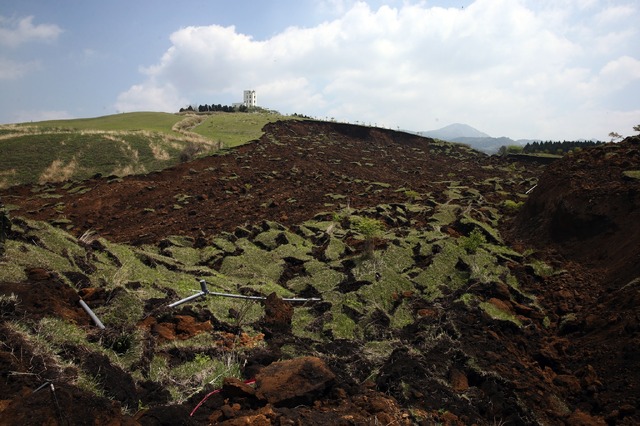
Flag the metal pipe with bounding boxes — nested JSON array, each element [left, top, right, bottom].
[[79, 299, 105, 329], [199, 279, 209, 294], [167, 279, 322, 308], [168, 291, 206, 308], [525, 184, 537, 195], [282, 297, 322, 303]]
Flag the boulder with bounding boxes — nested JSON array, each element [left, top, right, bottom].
[[255, 357, 335, 406]]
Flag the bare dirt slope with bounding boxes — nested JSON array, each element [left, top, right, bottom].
[[510, 135, 640, 425], [3, 120, 519, 245], [1, 121, 639, 425]]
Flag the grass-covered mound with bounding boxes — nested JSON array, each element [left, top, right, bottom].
[[0, 111, 292, 188]]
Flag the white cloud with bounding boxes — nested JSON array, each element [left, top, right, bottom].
[[116, 0, 640, 140], [594, 4, 636, 25], [0, 15, 63, 48], [115, 82, 188, 113]]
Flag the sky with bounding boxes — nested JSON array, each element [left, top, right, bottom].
[[1, 0, 639, 141]]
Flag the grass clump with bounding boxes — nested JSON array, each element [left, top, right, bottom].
[[152, 352, 244, 403], [460, 228, 487, 254], [350, 216, 385, 258], [622, 170, 640, 180], [479, 301, 523, 327], [96, 289, 144, 328], [502, 199, 524, 214]]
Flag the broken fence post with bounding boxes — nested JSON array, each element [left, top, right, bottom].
[[79, 299, 105, 329], [525, 184, 537, 195], [167, 279, 321, 308]]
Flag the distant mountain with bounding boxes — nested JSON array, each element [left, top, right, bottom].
[[449, 136, 516, 154], [418, 123, 524, 154], [420, 123, 491, 140]]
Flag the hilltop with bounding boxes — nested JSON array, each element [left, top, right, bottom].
[[0, 111, 292, 188], [1, 120, 639, 425]]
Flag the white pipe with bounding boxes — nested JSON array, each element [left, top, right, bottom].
[[168, 291, 207, 308], [167, 280, 322, 308], [79, 299, 105, 329]]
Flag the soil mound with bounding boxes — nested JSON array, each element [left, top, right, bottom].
[[2, 120, 528, 245], [510, 135, 640, 422], [513, 135, 640, 287]]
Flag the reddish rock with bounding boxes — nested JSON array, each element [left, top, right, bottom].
[[492, 281, 511, 299], [220, 404, 236, 419], [417, 308, 438, 318], [449, 368, 469, 392], [575, 364, 602, 389], [218, 413, 271, 426], [262, 292, 293, 336], [567, 409, 607, 426], [487, 297, 514, 314], [174, 314, 212, 338], [151, 323, 176, 340], [553, 374, 581, 393], [222, 377, 256, 398], [255, 357, 335, 406], [25, 267, 51, 281]]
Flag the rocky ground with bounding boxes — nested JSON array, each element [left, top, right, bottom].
[[0, 121, 638, 425]]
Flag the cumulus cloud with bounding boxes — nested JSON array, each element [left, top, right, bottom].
[[116, 0, 640, 139], [0, 15, 63, 48], [0, 16, 62, 82], [115, 82, 188, 113]]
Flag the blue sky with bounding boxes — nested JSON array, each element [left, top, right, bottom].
[[1, 0, 638, 140]]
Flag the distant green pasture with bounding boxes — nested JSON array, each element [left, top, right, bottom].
[[19, 112, 184, 134], [0, 111, 299, 187], [192, 112, 295, 147], [0, 131, 181, 186]]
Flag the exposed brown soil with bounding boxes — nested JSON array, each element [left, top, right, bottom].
[[508, 135, 640, 425], [1, 121, 639, 425], [2, 120, 529, 245]]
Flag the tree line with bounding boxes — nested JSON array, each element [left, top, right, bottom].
[[499, 140, 605, 156], [179, 104, 249, 113], [522, 140, 604, 155]]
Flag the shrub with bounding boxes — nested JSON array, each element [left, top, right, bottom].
[[461, 228, 486, 254], [351, 216, 385, 258], [179, 142, 203, 163]]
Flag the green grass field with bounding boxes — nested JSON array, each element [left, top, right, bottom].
[[18, 112, 185, 134], [0, 111, 296, 188], [192, 112, 293, 148]]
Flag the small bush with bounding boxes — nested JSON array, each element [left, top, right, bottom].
[[461, 228, 486, 254], [351, 216, 385, 258], [179, 142, 203, 163], [351, 216, 384, 239]]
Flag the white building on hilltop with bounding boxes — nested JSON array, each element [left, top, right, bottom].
[[243, 90, 257, 107]]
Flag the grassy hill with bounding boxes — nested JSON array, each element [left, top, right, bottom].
[[0, 111, 292, 188], [17, 111, 185, 133]]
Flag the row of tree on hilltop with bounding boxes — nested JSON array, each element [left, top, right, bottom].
[[179, 104, 249, 113], [522, 140, 604, 155], [499, 140, 605, 156]]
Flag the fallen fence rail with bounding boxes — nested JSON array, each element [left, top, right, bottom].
[[168, 279, 321, 308], [79, 299, 105, 329]]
